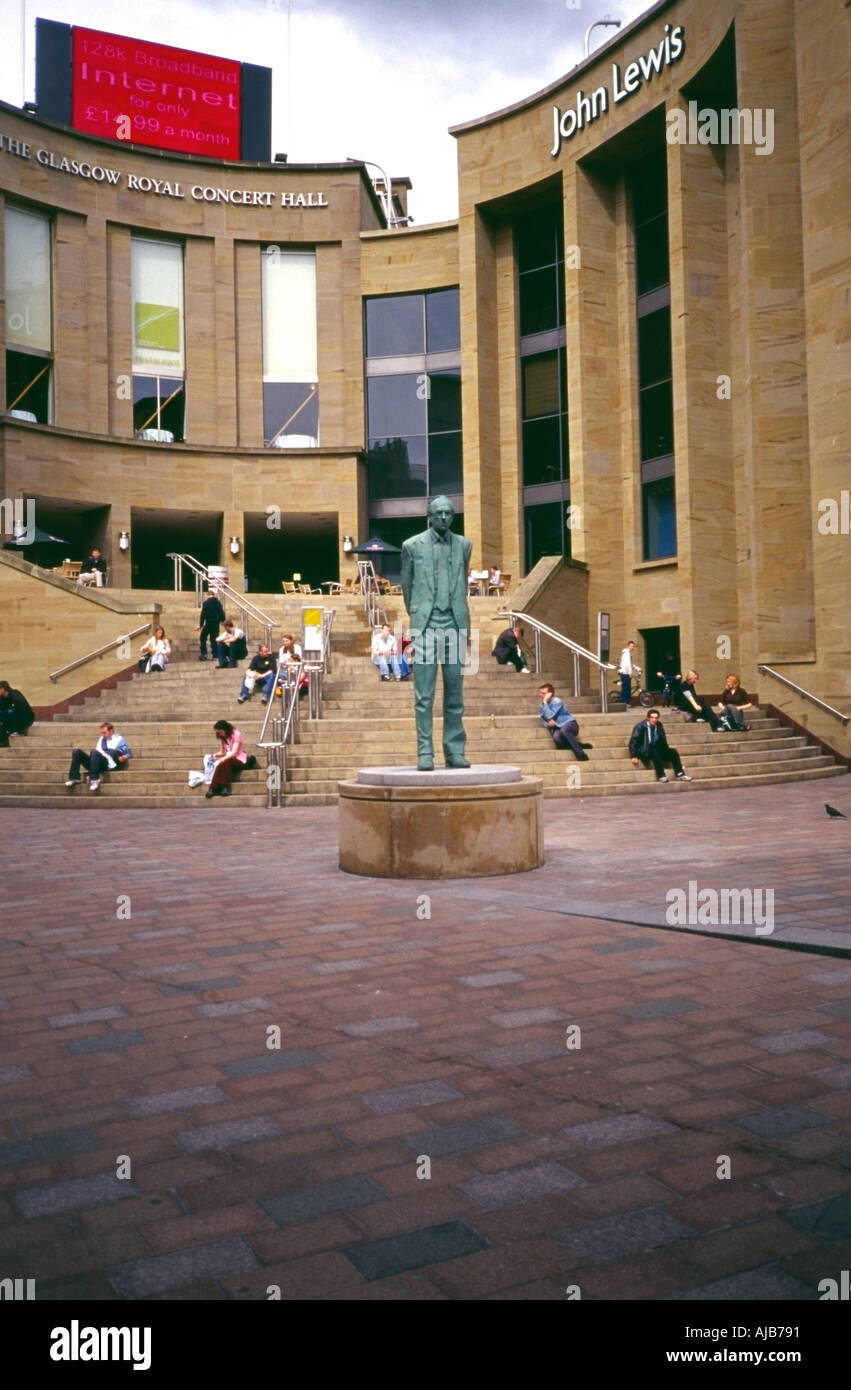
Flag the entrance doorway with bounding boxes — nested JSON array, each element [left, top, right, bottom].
[[639, 625, 680, 702]]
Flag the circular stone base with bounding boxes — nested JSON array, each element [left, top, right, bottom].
[[338, 770, 544, 879]]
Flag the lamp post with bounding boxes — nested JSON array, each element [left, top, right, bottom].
[[583, 17, 621, 58]]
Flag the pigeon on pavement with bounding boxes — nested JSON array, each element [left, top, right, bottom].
[[825, 804, 847, 819]]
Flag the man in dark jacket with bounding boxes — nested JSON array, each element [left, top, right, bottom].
[[629, 709, 692, 783], [0, 681, 35, 745], [492, 624, 530, 673], [198, 591, 226, 660]]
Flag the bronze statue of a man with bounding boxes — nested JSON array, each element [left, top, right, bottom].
[[400, 496, 473, 771]]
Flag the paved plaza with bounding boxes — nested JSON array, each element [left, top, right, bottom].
[[1, 778, 850, 1301]]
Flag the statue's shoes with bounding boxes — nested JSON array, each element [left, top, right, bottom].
[[445, 758, 471, 768], [417, 758, 434, 771]]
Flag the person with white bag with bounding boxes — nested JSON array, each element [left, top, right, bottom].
[[237, 644, 276, 703], [138, 627, 171, 674]]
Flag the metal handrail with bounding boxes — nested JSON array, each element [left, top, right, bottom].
[[167, 552, 278, 648], [50, 623, 151, 683], [357, 559, 387, 629], [508, 609, 617, 711], [257, 658, 304, 808], [757, 665, 849, 726]]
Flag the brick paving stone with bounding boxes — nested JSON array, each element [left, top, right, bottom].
[[175, 1116, 284, 1153], [755, 1029, 834, 1053], [12, 1173, 140, 1218], [126, 1084, 229, 1116], [258, 1175, 388, 1227], [562, 1113, 680, 1149], [48, 1006, 128, 1028], [342, 1220, 489, 1281], [306, 921, 366, 934], [159, 976, 245, 996], [474, 1041, 565, 1067], [400, 1117, 526, 1158], [731, 1105, 832, 1139], [553, 1206, 696, 1262], [488, 1006, 565, 1029], [459, 1160, 588, 1210], [362, 1080, 463, 1115], [621, 998, 705, 1020], [196, 998, 274, 1018], [779, 1192, 851, 1242], [64, 1031, 148, 1055], [204, 942, 271, 957], [457, 971, 525, 988], [593, 940, 659, 955], [820, 999, 851, 1019], [666, 1264, 817, 1300], [0, 1127, 98, 1167], [814, 1063, 851, 1089], [221, 1050, 324, 1078], [107, 1237, 261, 1298]]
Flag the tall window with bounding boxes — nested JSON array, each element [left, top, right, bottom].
[[516, 206, 570, 569], [262, 247, 318, 447], [5, 206, 52, 423], [631, 151, 676, 559], [364, 288, 462, 502], [131, 237, 185, 442]]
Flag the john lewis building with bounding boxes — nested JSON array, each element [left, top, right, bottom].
[[1, 0, 848, 740]]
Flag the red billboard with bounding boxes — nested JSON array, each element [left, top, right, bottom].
[[71, 27, 242, 159]]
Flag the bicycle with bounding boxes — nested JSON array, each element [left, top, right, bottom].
[[610, 673, 656, 708]]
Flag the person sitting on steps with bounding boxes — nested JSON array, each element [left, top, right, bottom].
[[629, 708, 692, 784], [65, 722, 132, 793]]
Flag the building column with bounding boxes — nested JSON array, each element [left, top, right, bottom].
[[221, 511, 245, 591], [110, 504, 132, 589]]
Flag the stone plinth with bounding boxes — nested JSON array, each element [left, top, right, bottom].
[[338, 766, 544, 879]]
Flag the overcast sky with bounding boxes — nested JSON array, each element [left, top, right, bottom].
[[5, 0, 653, 223]]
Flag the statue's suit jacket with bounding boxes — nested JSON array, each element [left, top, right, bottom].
[[400, 527, 473, 636]]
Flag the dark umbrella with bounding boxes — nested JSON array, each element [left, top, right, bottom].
[[349, 537, 402, 553]]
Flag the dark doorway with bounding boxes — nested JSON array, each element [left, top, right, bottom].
[[244, 512, 338, 595], [130, 508, 220, 590], [639, 624, 680, 702]]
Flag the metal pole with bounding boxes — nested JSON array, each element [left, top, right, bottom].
[[573, 650, 581, 698]]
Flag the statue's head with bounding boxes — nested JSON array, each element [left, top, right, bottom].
[[428, 495, 454, 538]]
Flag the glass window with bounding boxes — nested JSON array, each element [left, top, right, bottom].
[[638, 308, 672, 387], [133, 375, 185, 443], [261, 247, 318, 446], [5, 349, 50, 422], [428, 368, 461, 433], [525, 500, 567, 570], [643, 475, 677, 560], [365, 295, 424, 357], [428, 431, 463, 495], [519, 265, 563, 336], [367, 435, 428, 498], [522, 417, 563, 487], [639, 380, 674, 461], [367, 374, 426, 439], [264, 382, 319, 447], [635, 222, 669, 296], [426, 289, 460, 353], [515, 208, 563, 273], [522, 352, 561, 418], [5, 206, 52, 353], [131, 238, 184, 372]]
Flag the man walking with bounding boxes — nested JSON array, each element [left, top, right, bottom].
[[65, 722, 132, 793], [629, 708, 691, 783], [538, 684, 588, 760], [618, 639, 641, 705], [198, 590, 225, 661], [401, 495, 472, 771]]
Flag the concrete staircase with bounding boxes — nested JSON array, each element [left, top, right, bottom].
[[0, 591, 845, 808]]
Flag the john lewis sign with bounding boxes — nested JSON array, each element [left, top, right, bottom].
[[550, 23, 685, 157]]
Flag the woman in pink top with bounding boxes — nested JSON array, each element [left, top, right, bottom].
[[206, 719, 249, 798]]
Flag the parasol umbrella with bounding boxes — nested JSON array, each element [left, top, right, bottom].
[[349, 537, 402, 553], [3, 526, 71, 567]]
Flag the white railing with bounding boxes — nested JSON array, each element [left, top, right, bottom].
[[508, 609, 617, 711]]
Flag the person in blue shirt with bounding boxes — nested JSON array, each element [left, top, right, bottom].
[[538, 684, 589, 760]]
